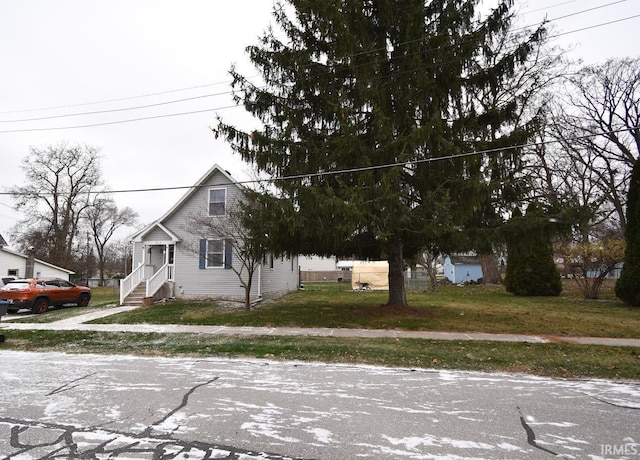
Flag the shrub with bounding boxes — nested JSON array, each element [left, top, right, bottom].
[[505, 204, 562, 296], [616, 161, 640, 306]]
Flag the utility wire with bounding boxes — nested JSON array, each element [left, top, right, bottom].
[[0, 80, 234, 115], [1, 11, 637, 136], [551, 12, 640, 37], [1, 125, 634, 197], [0, 91, 233, 124], [0, 0, 632, 122], [521, 0, 584, 16], [0, 106, 237, 133], [544, 0, 629, 24]]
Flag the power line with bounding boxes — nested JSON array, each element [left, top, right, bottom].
[[0, 91, 234, 124], [544, 0, 630, 24], [0, 80, 235, 115], [521, 0, 584, 16], [0, 106, 237, 133], [551, 12, 640, 38], [1, 126, 634, 197], [0, 0, 632, 122], [0, 9, 637, 133]]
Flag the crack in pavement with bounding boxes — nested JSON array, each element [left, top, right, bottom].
[[46, 372, 99, 396], [516, 406, 559, 457], [139, 376, 220, 438], [581, 392, 640, 410], [0, 415, 310, 459], [1, 376, 313, 459]]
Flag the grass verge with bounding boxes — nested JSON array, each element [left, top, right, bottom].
[[93, 282, 640, 338], [3, 281, 639, 380], [2, 330, 639, 380]]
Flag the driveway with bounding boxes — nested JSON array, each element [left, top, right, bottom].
[[0, 351, 638, 459]]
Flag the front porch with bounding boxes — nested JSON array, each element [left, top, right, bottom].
[[120, 243, 175, 306]]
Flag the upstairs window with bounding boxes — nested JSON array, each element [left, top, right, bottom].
[[208, 188, 226, 216]]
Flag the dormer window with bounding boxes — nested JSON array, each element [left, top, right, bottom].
[[208, 188, 226, 216]]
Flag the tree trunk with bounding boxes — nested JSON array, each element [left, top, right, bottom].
[[420, 251, 439, 292], [386, 236, 408, 307], [478, 252, 502, 284], [244, 286, 252, 311], [243, 273, 254, 311]]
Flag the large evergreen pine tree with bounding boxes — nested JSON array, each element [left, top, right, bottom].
[[616, 161, 640, 306], [216, 0, 546, 307]]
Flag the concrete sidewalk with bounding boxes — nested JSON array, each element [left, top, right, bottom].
[[2, 306, 640, 347]]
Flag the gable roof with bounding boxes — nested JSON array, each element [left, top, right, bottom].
[[130, 164, 242, 242], [0, 246, 74, 274], [131, 222, 181, 243], [0, 233, 7, 247]]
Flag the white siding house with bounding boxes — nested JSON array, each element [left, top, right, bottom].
[[121, 165, 299, 305], [299, 255, 337, 271], [0, 237, 75, 281]]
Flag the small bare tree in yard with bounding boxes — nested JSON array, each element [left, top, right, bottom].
[[185, 199, 267, 311], [563, 239, 625, 300], [86, 197, 138, 286], [416, 249, 441, 293]]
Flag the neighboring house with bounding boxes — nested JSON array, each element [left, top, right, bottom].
[[443, 255, 483, 284], [299, 255, 337, 271], [0, 235, 75, 281], [121, 165, 299, 305], [298, 256, 357, 283]]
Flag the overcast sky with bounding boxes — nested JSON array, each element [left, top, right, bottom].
[[1, 0, 639, 248]]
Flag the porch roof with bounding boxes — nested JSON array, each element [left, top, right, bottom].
[[131, 222, 180, 243]]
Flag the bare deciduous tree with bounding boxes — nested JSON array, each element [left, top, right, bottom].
[[11, 143, 103, 269], [86, 197, 138, 285], [549, 58, 640, 235], [184, 199, 268, 311], [563, 239, 625, 300]]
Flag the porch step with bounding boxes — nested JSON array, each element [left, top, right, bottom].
[[122, 296, 145, 307], [122, 284, 147, 306]]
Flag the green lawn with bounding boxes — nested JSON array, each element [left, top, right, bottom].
[[4, 329, 639, 380], [93, 281, 640, 338], [3, 281, 640, 380]]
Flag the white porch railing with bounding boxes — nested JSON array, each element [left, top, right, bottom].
[[120, 262, 144, 305], [120, 262, 175, 305], [146, 263, 174, 297]]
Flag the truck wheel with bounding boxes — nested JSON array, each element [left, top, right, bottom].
[[32, 298, 49, 314]]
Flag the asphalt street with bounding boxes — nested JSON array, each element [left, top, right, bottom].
[[0, 351, 639, 459]]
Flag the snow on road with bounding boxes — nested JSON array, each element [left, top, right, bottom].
[[0, 351, 638, 459]]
